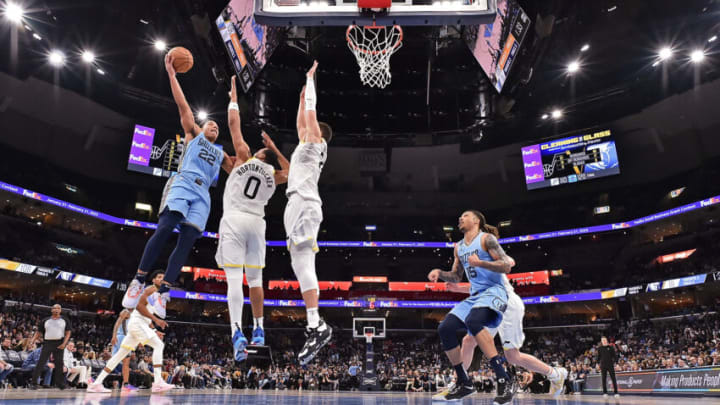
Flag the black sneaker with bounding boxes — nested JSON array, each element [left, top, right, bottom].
[[493, 376, 516, 405], [298, 320, 332, 365], [444, 382, 475, 401], [27, 382, 37, 390]]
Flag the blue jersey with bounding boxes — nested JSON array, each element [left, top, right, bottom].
[[457, 232, 504, 295], [177, 133, 223, 188]]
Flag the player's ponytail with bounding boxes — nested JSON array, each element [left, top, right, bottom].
[[469, 210, 500, 238]]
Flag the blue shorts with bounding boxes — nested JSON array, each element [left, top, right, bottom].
[[449, 284, 508, 333], [112, 334, 125, 355], [160, 174, 211, 232]]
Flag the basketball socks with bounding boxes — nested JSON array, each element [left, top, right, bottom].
[[254, 317, 264, 329], [454, 364, 470, 385], [154, 366, 162, 383], [307, 307, 320, 328], [489, 355, 510, 380]]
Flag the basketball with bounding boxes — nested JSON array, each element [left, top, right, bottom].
[[169, 47, 193, 73]]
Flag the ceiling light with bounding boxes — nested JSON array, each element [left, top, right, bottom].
[[32, 33, 41, 40], [4, 2, 23, 24], [48, 50, 65, 67], [652, 61, 660, 67], [81, 50, 95, 63], [658, 47, 672, 61], [541, 113, 549, 120], [197, 110, 208, 120], [709, 36, 717, 43], [567, 60, 580, 73], [154, 40, 167, 51], [580, 44, 590, 52], [96, 68, 105, 75], [690, 49, 705, 63], [140, 19, 149, 25], [551, 109, 562, 119]]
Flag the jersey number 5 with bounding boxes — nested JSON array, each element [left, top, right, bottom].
[[244, 176, 261, 199], [468, 268, 478, 278]]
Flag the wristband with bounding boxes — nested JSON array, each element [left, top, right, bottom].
[[304, 77, 317, 111], [228, 102, 239, 111]]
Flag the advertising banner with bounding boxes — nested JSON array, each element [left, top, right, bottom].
[[584, 368, 720, 395]]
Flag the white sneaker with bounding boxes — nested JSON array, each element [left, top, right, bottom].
[[614, 394, 620, 398], [549, 367, 568, 398], [603, 393, 609, 398], [151, 381, 176, 393], [122, 278, 144, 309], [86, 383, 111, 393]]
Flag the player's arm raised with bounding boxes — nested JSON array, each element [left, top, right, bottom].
[[262, 132, 290, 184], [427, 244, 464, 283], [221, 152, 236, 175], [136, 286, 167, 330], [469, 234, 513, 274], [296, 85, 307, 141], [227, 75, 251, 164], [165, 53, 201, 144], [302, 61, 323, 144]]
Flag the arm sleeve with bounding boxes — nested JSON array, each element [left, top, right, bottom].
[[304, 76, 316, 111]]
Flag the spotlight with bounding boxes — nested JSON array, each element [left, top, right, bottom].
[[4, 2, 23, 24], [541, 113, 549, 120], [551, 109, 562, 119], [154, 40, 167, 51], [567, 60, 580, 73], [658, 47, 672, 61], [709, 36, 717, 43], [690, 49, 705, 63], [580, 44, 590, 52], [32, 33, 41, 41], [197, 110, 208, 121], [96, 68, 105, 75], [48, 50, 65, 67], [81, 50, 95, 63]]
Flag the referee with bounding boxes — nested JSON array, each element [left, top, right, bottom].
[[597, 336, 619, 398], [29, 304, 71, 389]]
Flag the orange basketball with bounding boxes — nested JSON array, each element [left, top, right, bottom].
[[169, 47, 193, 73]]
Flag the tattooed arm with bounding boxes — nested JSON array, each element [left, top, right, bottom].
[[427, 245, 465, 282], [468, 234, 513, 274]]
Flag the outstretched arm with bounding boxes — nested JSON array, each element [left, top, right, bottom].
[[296, 86, 307, 140], [468, 234, 513, 274], [227, 75, 251, 163], [427, 245, 465, 283], [165, 53, 200, 144], [302, 61, 323, 143], [262, 132, 289, 184], [221, 152, 235, 175]]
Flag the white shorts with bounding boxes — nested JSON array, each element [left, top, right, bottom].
[[486, 292, 525, 350], [215, 212, 267, 270], [283, 196, 322, 252], [119, 317, 157, 351]]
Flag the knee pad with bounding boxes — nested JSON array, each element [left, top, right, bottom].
[[290, 245, 319, 293], [245, 267, 263, 289], [438, 314, 465, 352], [466, 307, 500, 336]]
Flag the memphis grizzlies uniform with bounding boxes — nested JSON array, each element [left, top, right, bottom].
[[284, 140, 327, 250], [486, 276, 526, 350], [119, 292, 165, 351], [160, 133, 223, 231], [449, 232, 508, 330], [216, 158, 276, 270]]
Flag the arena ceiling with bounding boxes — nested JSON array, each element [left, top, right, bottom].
[[1, 0, 718, 149]]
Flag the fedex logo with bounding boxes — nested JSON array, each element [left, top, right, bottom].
[[700, 197, 719, 207], [522, 147, 539, 156], [519, 235, 535, 241], [611, 223, 630, 230], [129, 154, 148, 164], [22, 190, 41, 200], [445, 243, 455, 248], [124, 220, 141, 227], [524, 161, 540, 168], [132, 141, 150, 149], [363, 242, 378, 247], [184, 292, 200, 299], [539, 296, 559, 303], [525, 174, 543, 181], [134, 127, 153, 136]]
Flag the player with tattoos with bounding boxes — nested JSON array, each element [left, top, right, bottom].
[[427, 210, 516, 403]]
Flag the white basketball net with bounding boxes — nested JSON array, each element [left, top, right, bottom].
[[346, 25, 403, 89]]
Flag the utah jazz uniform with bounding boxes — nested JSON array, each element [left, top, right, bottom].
[[119, 292, 166, 351], [160, 133, 223, 231], [486, 275, 526, 350], [283, 140, 327, 251], [450, 232, 508, 330], [216, 158, 276, 270]]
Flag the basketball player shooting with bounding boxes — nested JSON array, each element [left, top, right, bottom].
[[216, 75, 289, 361], [427, 210, 516, 403], [284, 61, 334, 365], [121, 51, 235, 311]]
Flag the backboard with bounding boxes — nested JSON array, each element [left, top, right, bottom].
[[254, 0, 497, 27], [353, 317, 386, 339]]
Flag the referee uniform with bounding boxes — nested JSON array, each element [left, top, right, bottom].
[[32, 311, 71, 388]]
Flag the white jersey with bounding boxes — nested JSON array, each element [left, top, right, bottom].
[[129, 291, 162, 325], [223, 158, 276, 217], [286, 141, 327, 204]]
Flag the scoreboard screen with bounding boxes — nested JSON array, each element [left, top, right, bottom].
[[127, 124, 221, 187], [522, 129, 620, 190]]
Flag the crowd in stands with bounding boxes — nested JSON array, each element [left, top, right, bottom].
[[1, 294, 719, 394]]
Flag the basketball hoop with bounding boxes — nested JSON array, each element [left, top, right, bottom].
[[346, 24, 402, 89], [364, 332, 374, 344]]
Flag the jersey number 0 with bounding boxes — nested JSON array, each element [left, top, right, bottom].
[[244, 176, 261, 199]]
